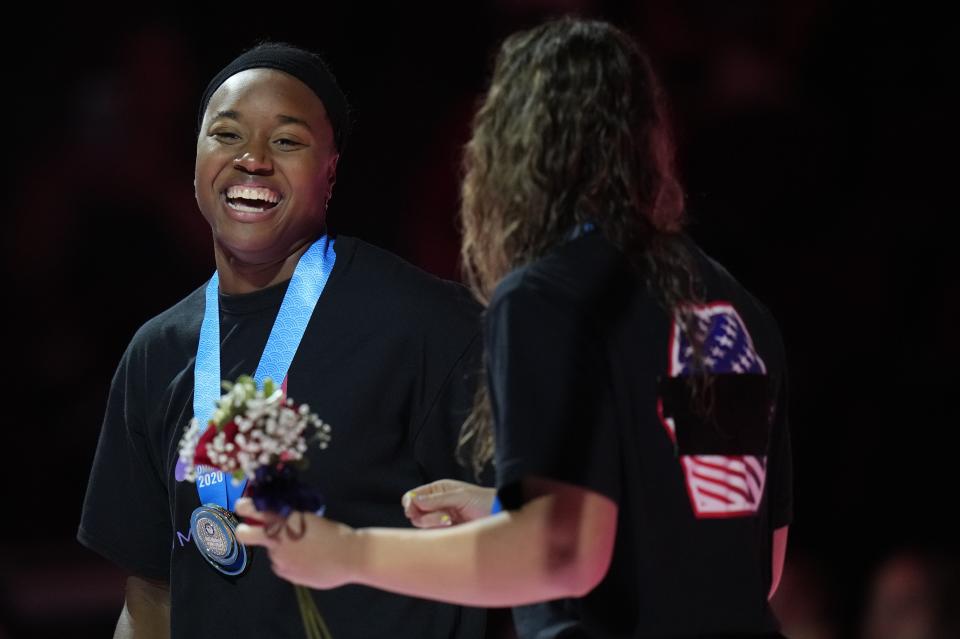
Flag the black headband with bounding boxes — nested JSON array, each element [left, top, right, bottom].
[[198, 42, 351, 152]]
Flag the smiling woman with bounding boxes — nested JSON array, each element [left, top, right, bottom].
[[77, 41, 489, 639], [195, 67, 341, 294]]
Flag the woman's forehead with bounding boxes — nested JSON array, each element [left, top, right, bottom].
[[204, 68, 328, 121]]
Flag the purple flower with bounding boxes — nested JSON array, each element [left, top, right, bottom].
[[250, 464, 325, 518]]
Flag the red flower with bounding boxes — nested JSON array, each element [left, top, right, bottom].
[[193, 420, 240, 469]]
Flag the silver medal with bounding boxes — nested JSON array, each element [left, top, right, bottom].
[[190, 504, 248, 576]]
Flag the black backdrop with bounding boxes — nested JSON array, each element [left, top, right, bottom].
[[2, 2, 953, 637]]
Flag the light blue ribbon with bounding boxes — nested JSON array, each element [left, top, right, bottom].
[[193, 236, 336, 511]]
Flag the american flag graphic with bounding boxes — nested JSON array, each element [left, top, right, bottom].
[[659, 303, 768, 518]]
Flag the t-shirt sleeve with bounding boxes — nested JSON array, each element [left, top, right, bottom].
[[767, 331, 793, 529], [487, 281, 620, 510], [413, 332, 491, 486], [77, 339, 172, 581]]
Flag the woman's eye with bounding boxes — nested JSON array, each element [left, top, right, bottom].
[[274, 138, 302, 149], [212, 131, 241, 142]]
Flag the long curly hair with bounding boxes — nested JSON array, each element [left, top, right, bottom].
[[458, 18, 702, 477]]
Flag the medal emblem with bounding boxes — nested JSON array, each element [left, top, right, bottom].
[[190, 504, 248, 575]]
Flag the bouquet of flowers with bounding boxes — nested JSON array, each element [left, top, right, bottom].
[[177, 375, 333, 639]]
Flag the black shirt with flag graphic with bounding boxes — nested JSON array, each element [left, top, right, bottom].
[[488, 231, 792, 638]]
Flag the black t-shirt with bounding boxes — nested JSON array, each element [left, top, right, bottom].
[[79, 235, 488, 639], [488, 232, 791, 638]]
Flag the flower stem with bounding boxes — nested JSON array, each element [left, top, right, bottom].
[[295, 584, 333, 639]]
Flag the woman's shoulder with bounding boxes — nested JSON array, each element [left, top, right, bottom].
[[491, 232, 632, 314]]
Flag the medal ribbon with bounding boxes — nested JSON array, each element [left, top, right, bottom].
[[193, 236, 336, 511]]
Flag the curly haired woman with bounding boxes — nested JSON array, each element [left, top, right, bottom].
[[238, 18, 792, 638]]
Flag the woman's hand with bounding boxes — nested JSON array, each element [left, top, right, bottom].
[[401, 479, 496, 527], [235, 498, 360, 590]]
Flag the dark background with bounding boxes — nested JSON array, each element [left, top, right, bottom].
[[2, 2, 954, 637]]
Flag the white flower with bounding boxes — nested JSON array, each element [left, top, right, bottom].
[[176, 378, 333, 482]]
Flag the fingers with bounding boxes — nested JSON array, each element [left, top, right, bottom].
[[402, 487, 444, 520], [235, 498, 291, 545], [402, 479, 460, 503], [400, 480, 497, 526], [235, 509, 322, 548], [235, 498, 281, 526], [410, 487, 469, 513], [236, 522, 278, 548], [234, 497, 260, 518], [402, 487, 456, 521], [401, 490, 418, 514], [403, 479, 449, 498], [409, 510, 455, 529]]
